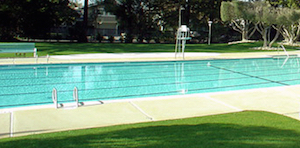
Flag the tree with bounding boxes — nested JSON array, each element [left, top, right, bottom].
[[221, 1, 256, 41], [0, 0, 25, 40], [104, 0, 231, 43], [267, 0, 300, 9], [267, 0, 300, 45], [79, 0, 89, 43], [0, 0, 79, 41], [273, 8, 300, 45], [104, 0, 159, 43], [245, 1, 288, 48]]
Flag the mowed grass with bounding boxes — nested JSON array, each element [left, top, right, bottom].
[[35, 42, 297, 56], [35, 42, 263, 55], [1, 111, 300, 148], [1, 42, 298, 57]]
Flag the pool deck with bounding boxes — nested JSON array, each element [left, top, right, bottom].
[[1, 51, 300, 139]]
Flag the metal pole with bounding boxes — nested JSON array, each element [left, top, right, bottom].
[[116, 24, 118, 36], [73, 87, 79, 108], [179, 6, 181, 27], [52, 88, 58, 109], [208, 21, 212, 45]]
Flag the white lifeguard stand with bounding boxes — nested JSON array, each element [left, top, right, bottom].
[[175, 25, 191, 59]]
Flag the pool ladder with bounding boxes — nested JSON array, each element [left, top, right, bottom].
[[52, 87, 80, 109], [52, 88, 58, 109], [276, 44, 290, 68], [278, 44, 289, 58]]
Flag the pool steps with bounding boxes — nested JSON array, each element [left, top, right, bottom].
[[52, 86, 95, 109]]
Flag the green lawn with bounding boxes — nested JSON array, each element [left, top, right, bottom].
[[1, 111, 300, 148], [1, 42, 298, 57]]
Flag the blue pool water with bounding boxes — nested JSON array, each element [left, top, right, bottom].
[[0, 57, 300, 108]]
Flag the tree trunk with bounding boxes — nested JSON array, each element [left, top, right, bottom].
[[269, 28, 280, 48], [79, 0, 89, 43], [242, 29, 247, 41], [263, 28, 268, 48]]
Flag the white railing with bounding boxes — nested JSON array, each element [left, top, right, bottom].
[[52, 88, 58, 109], [280, 44, 289, 58], [1, 55, 51, 65], [73, 87, 79, 108], [52, 87, 80, 109], [279, 45, 290, 68], [175, 25, 191, 59]]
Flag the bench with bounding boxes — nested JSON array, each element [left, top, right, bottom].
[[0, 43, 37, 57]]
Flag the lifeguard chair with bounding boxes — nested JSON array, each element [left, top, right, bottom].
[[175, 25, 191, 59]]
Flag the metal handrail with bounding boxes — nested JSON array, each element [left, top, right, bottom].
[[73, 87, 79, 108], [280, 44, 289, 58], [175, 25, 190, 59], [52, 88, 58, 109], [47, 54, 50, 63], [279, 44, 290, 68]]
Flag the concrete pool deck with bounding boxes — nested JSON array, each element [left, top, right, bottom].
[[1, 51, 300, 139], [1, 50, 299, 64]]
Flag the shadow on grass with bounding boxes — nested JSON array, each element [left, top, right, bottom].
[[1, 121, 300, 147]]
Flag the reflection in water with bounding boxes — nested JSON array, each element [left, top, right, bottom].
[[2, 58, 300, 108], [174, 62, 188, 94]]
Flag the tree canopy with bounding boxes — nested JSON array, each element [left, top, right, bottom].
[[267, 0, 300, 9], [0, 0, 79, 41], [222, 0, 300, 47], [104, 0, 230, 43], [221, 1, 256, 41]]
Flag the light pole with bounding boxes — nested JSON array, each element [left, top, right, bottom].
[[179, 6, 184, 27], [179, 0, 188, 28], [208, 21, 212, 45]]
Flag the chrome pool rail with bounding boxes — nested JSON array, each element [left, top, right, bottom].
[[52, 87, 80, 109], [73, 87, 79, 108], [280, 44, 289, 58], [0, 56, 52, 65], [52, 88, 58, 109]]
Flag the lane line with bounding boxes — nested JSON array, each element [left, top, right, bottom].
[[10, 111, 14, 137], [210, 65, 289, 86], [205, 96, 243, 112], [129, 101, 155, 121]]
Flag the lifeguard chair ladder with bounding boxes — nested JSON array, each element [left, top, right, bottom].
[[175, 25, 191, 59]]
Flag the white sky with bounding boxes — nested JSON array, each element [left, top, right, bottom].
[[74, 0, 98, 6], [78, 0, 84, 4], [70, 0, 84, 5]]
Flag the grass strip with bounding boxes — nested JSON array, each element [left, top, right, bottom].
[[1, 111, 300, 148], [1, 42, 298, 58]]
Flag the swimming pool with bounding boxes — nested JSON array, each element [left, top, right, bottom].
[[0, 57, 300, 109]]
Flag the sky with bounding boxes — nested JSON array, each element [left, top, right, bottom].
[[70, 0, 84, 5], [78, 0, 84, 4], [74, 0, 98, 6]]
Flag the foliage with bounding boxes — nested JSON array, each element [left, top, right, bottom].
[[1, 111, 300, 147], [104, 0, 232, 43], [108, 36, 114, 43], [221, 1, 257, 41], [0, 0, 79, 41], [222, 1, 300, 48], [272, 7, 300, 45], [96, 32, 103, 43], [104, 0, 158, 43], [267, 0, 300, 9], [253, 1, 300, 47]]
